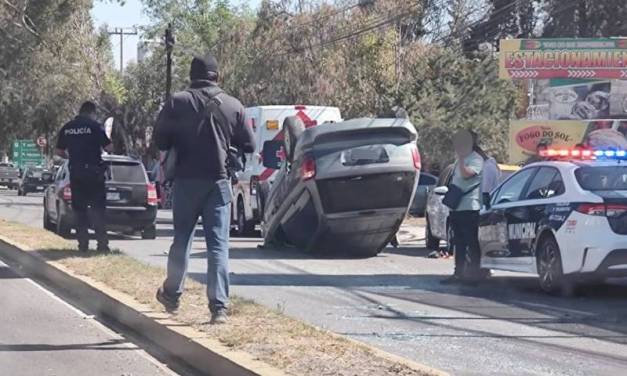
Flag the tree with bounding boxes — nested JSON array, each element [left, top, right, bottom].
[[541, 0, 627, 38], [0, 0, 114, 157], [465, 0, 537, 53]]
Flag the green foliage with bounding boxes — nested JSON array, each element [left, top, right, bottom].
[[0, 0, 112, 155]]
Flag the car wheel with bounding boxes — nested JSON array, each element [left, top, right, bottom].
[[425, 216, 440, 250], [234, 199, 255, 237], [17, 188, 23, 196], [141, 225, 157, 240], [283, 116, 306, 163], [56, 204, 72, 238], [43, 202, 54, 232], [537, 236, 574, 296]]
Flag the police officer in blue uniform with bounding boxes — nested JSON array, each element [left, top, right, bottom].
[[55, 101, 113, 252]]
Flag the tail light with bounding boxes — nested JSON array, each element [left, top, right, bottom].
[[411, 145, 421, 170], [62, 184, 72, 201], [250, 175, 259, 195], [575, 203, 627, 217], [301, 156, 316, 181], [147, 183, 158, 206]]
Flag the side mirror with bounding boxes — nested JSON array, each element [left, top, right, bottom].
[[483, 192, 491, 209], [262, 140, 284, 170], [433, 186, 449, 196]]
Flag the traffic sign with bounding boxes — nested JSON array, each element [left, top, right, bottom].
[[13, 139, 44, 168]]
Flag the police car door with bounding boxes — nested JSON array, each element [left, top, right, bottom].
[[480, 167, 537, 272], [509, 167, 565, 272]]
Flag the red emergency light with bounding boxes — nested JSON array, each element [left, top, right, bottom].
[[538, 148, 622, 160]]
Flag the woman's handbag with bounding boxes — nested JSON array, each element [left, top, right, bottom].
[[442, 183, 480, 210]]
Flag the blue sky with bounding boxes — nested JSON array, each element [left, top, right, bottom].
[[91, 0, 259, 71]]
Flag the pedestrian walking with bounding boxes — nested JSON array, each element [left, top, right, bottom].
[[55, 101, 113, 252], [154, 53, 255, 324], [441, 129, 484, 284]]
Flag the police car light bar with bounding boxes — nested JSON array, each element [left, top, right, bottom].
[[539, 148, 625, 160]]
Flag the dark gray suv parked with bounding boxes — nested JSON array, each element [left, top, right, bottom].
[[43, 155, 158, 239]]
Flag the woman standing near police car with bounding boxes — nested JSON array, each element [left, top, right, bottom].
[[441, 130, 484, 284]]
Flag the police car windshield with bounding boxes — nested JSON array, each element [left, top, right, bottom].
[[575, 166, 627, 191], [106, 162, 146, 183]]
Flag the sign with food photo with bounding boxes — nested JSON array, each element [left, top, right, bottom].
[[510, 120, 627, 164]]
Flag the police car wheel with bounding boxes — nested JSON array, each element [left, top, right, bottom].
[[425, 216, 440, 250], [537, 236, 574, 296]]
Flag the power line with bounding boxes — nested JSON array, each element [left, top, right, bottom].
[[275, 2, 420, 57]]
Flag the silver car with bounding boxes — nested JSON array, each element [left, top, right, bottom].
[[425, 164, 519, 251], [260, 117, 420, 257]]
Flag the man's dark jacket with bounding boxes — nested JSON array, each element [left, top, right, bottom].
[[154, 81, 255, 180]]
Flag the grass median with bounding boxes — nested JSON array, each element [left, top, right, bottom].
[[0, 219, 438, 376]]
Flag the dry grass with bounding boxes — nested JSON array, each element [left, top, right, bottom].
[[0, 219, 438, 376]]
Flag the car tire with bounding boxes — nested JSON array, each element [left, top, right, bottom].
[[56, 204, 72, 238], [17, 188, 23, 196], [425, 215, 440, 250], [43, 203, 54, 232], [141, 225, 157, 240], [537, 235, 575, 296], [234, 199, 255, 237], [283, 116, 306, 163]]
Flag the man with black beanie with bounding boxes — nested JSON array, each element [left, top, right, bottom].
[[154, 53, 255, 324]]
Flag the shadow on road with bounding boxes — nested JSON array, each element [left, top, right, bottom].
[[0, 339, 133, 352]]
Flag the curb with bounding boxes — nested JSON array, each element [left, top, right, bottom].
[[0, 238, 286, 376]]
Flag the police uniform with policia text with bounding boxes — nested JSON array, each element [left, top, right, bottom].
[[56, 106, 112, 252]]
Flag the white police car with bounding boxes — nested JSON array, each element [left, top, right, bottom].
[[477, 148, 627, 295]]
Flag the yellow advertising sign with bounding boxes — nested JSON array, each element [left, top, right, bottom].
[[509, 120, 588, 164], [499, 38, 627, 80]]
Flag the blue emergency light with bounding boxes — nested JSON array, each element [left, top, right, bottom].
[[539, 148, 627, 160]]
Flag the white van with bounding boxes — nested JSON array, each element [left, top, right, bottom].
[[232, 105, 342, 236]]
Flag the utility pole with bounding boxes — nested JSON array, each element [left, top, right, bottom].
[[107, 27, 138, 72], [164, 23, 175, 101]]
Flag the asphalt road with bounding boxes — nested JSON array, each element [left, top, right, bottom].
[[0, 258, 176, 376], [2, 190, 627, 375]]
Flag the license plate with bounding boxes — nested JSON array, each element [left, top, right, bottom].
[[107, 192, 121, 201], [37, 186, 43, 190]]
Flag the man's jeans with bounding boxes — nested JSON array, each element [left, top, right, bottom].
[[449, 210, 481, 278], [163, 178, 232, 313]]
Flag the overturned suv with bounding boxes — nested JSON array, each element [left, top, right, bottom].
[[259, 116, 420, 257]]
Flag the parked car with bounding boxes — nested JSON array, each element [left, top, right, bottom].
[[231, 105, 343, 237], [260, 116, 420, 257], [409, 172, 437, 217], [18, 166, 54, 196], [0, 162, 20, 190], [425, 163, 520, 251], [43, 155, 158, 239]]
